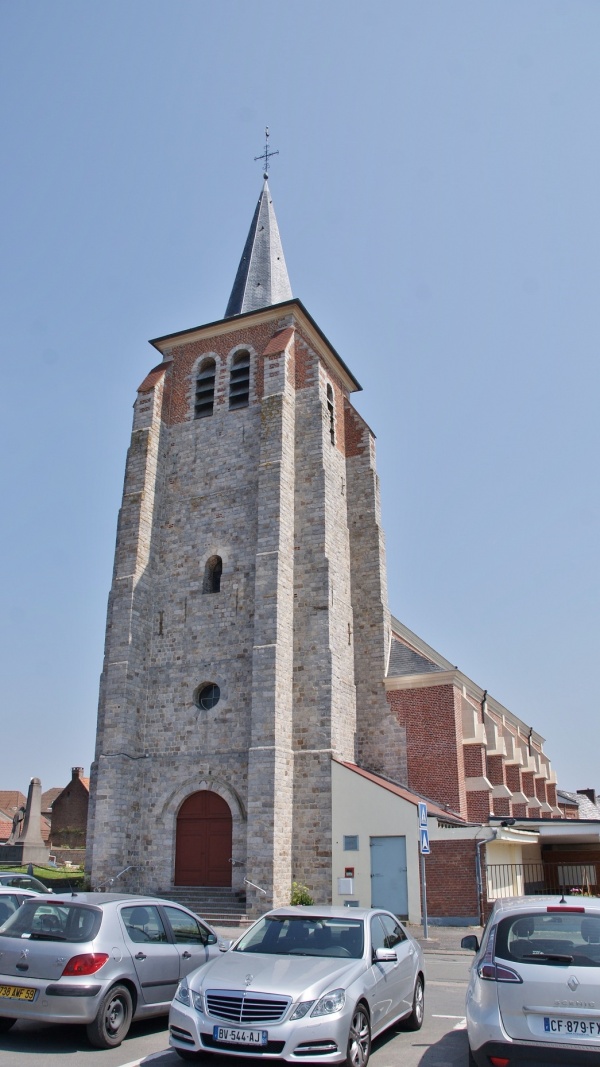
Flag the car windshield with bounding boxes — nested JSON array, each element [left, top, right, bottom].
[[234, 916, 364, 958], [0, 900, 102, 943], [496, 911, 600, 968], [0, 875, 50, 894]]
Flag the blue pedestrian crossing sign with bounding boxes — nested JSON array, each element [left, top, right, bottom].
[[419, 827, 430, 855], [418, 802, 428, 828]]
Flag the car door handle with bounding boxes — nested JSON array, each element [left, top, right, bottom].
[[135, 952, 147, 960], [182, 951, 192, 959]]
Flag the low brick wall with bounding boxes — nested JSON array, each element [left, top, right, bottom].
[[426, 839, 480, 924]]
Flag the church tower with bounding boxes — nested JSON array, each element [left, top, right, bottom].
[[87, 171, 405, 909]]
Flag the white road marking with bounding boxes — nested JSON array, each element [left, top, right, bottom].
[[432, 1014, 465, 1018], [453, 1019, 467, 1030], [116, 1052, 168, 1067]]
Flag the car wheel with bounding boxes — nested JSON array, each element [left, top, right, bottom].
[[403, 974, 424, 1031], [0, 1017, 16, 1033], [345, 1004, 371, 1067], [86, 983, 133, 1048]]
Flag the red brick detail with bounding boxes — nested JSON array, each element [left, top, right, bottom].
[[512, 803, 527, 817], [535, 777, 547, 802], [546, 783, 557, 807], [467, 790, 492, 823], [426, 840, 479, 919], [463, 744, 486, 778], [486, 754, 506, 787], [387, 685, 466, 817], [262, 326, 295, 356], [492, 798, 511, 817], [343, 397, 372, 459], [505, 764, 523, 793], [138, 363, 168, 393], [521, 771, 535, 798]]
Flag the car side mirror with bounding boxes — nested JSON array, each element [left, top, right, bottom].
[[206, 932, 218, 945], [461, 935, 480, 952], [375, 947, 397, 963]]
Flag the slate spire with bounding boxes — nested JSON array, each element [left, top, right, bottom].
[[225, 178, 292, 317]]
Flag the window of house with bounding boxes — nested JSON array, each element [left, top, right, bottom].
[[326, 384, 335, 444], [195, 684, 221, 711], [229, 350, 250, 410], [203, 555, 222, 593], [195, 358, 216, 419], [343, 835, 359, 851]]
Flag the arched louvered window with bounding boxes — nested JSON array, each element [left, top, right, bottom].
[[195, 359, 216, 419], [203, 555, 222, 594], [229, 350, 250, 410], [327, 384, 335, 445]]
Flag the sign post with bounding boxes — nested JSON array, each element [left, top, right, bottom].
[[418, 803, 430, 939]]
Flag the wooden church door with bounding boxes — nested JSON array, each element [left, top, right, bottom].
[[175, 791, 232, 886]]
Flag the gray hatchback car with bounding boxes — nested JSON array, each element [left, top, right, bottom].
[[0, 891, 223, 1047]]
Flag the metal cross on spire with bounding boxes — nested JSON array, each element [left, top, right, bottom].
[[254, 126, 279, 179]]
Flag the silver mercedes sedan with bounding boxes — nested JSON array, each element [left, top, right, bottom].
[[169, 905, 425, 1066], [0, 891, 223, 1048]]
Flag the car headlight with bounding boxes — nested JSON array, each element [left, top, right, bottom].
[[192, 990, 205, 1013], [311, 988, 346, 1017], [174, 979, 190, 1006], [290, 1000, 315, 1021]]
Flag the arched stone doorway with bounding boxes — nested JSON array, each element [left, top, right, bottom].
[[175, 790, 232, 886]]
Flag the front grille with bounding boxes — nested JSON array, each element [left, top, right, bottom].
[[206, 989, 290, 1023]]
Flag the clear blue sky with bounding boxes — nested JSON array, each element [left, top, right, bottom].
[[1, 1, 598, 795]]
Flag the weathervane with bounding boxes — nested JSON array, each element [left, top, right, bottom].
[[254, 126, 279, 179]]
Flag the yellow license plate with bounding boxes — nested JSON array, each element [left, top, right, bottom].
[[0, 984, 36, 1001]]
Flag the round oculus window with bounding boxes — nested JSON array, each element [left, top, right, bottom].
[[196, 683, 220, 711]]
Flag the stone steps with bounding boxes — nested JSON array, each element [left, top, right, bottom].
[[163, 886, 251, 926]]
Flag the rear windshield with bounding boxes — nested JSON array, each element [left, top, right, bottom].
[[496, 912, 600, 968], [0, 900, 102, 943], [234, 916, 364, 958]]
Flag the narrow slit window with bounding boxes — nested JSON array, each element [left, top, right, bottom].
[[229, 351, 250, 410], [327, 384, 335, 444], [203, 555, 222, 593], [195, 359, 216, 419]]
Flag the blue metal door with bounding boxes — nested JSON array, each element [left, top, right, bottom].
[[370, 836, 408, 917]]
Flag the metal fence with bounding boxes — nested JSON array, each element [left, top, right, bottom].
[[486, 862, 600, 900]]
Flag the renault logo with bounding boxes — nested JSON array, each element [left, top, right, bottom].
[[568, 976, 580, 992]]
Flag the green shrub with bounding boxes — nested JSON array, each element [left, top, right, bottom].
[[290, 881, 314, 905]]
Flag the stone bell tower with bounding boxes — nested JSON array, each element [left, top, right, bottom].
[[87, 170, 404, 910]]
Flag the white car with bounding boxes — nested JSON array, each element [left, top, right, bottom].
[[462, 895, 600, 1065], [169, 905, 425, 1067]]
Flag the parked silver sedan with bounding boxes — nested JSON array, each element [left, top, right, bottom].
[[0, 891, 223, 1048], [462, 894, 600, 1065], [169, 905, 425, 1066]]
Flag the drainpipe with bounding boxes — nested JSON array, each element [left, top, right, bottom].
[[475, 829, 497, 926]]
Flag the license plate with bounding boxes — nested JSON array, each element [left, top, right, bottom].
[[0, 984, 36, 1002], [543, 1016, 600, 1038], [213, 1025, 268, 1046]]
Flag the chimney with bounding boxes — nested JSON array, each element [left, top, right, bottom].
[[72, 767, 84, 780], [577, 788, 597, 806]]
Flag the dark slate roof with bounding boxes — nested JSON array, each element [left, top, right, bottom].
[[387, 639, 445, 677], [225, 179, 292, 316]]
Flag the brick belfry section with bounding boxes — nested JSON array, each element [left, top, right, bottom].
[[87, 186, 405, 909]]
